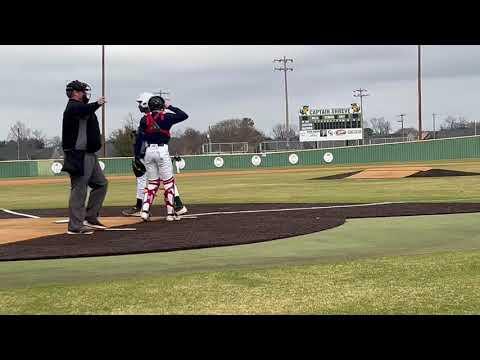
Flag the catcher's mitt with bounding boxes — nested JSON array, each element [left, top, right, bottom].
[[132, 157, 146, 177]]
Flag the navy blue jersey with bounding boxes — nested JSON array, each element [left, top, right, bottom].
[[134, 105, 188, 157]]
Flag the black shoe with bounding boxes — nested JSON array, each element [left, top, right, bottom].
[[122, 207, 142, 217], [67, 226, 94, 235], [84, 218, 107, 230], [174, 196, 188, 215]]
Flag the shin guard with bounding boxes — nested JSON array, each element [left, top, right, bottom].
[[142, 179, 161, 213], [163, 177, 175, 214]]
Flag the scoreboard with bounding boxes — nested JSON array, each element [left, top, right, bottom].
[[299, 103, 363, 142]]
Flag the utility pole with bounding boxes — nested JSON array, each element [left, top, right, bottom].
[[273, 56, 294, 132], [17, 127, 20, 160], [397, 114, 406, 142], [207, 127, 212, 153], [353, 88, 370, 144], [155, 90, 171, 101], [418, 45, 423, 140], [101, 45, 106, 158]]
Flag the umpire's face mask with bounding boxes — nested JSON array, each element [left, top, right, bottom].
[[82, 91, 91, 104]]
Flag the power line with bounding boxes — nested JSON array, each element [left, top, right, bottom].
[[273, 56, 294, 131]]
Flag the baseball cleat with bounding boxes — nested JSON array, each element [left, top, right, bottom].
[[83, 219, 107, 230], [140, 211, 150, 222], [67, 226, 94, 235], [166, 213, 181, 221], [175, 206, 188, 215], [122, 207, 142, 217]]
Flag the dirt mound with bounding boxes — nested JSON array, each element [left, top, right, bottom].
[[310, 171, 362, 180], [2, 202, 480, 261], [407, 169, 480, 177], [312, 167, 480, 180], [0, 211, 345, 261]]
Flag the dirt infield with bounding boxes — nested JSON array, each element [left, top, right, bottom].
[[2, 202, 480, 261], [313, 168, 480, 180]]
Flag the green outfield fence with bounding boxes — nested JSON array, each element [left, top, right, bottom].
[[1, 136, 480, 178]]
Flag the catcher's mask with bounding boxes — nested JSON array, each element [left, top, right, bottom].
[[136, 92, 154, 113]]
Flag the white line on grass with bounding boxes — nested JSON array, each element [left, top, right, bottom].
[[189, 202, 399, 217], [1, 208, 40, 219]]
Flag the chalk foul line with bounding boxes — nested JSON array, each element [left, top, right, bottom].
[[189, 202, 399, 217], [1, 208, 40, 219]]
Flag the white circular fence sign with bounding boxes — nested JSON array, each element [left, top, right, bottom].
[[99, 161, 105, 171], [214, 157, 224, 168], [323, 152, 334, 163], [251, 155, 262, 166], [51, 162, 63, 174], [289, 153, 299, 165]]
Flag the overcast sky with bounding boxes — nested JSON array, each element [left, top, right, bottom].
[[1, 45, 479, 140]]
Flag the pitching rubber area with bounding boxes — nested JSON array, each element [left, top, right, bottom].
[[1, 202, 480, 261]]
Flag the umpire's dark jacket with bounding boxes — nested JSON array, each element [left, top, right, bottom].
[[62, 99, 102, 153], [61, 99, 102, 176]]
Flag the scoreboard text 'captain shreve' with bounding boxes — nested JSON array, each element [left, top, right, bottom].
[[299, 103, 363, 142]]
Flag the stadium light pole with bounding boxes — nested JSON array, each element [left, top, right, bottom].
[[17, 127, 20, 160], [432, 113, 438, 139], [417, 45, 423, 141], [101, 45, 106, 158], [397, 114, 406, 142], [353, 88, 369, 144], [273, 56, 294, 134]]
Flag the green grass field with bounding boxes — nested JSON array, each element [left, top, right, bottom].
[[2, 160, 480, 209], [1, 160, 480, 314]]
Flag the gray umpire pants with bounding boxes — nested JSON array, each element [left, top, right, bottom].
[[68, 153, 108, 231]]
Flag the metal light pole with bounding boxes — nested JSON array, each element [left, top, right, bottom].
[[397, 114, 406, 142], [101, 45, 106, 158], [273, 56, 294, 132], [432, 113, 437, 139], [353, 88, 370, 140], [417, 45, 422, 140], [17, 127, 20, 160]]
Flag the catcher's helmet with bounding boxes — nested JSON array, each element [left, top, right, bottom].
[[148, 95, 165, 111], [136, 92, 154, 113]]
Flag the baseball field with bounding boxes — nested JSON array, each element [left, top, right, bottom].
[[1, 159, 480, 314]]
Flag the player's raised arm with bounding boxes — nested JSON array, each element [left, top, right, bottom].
[[164, 105, 189, 125]]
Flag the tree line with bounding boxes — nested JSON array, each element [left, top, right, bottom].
[[108, 114, 299, 157]]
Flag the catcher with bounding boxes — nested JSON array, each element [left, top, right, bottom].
[[122, 93, 187, 217]]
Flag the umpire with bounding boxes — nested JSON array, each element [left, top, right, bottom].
[[62, 80, 108, 234]]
